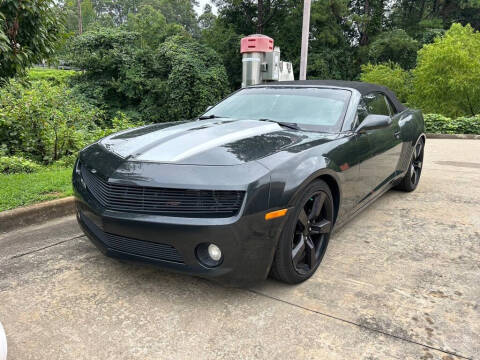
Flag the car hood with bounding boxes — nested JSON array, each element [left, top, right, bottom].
[[98, 118, 337, 166]]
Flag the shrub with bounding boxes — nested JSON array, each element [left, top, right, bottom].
[[360, 62, 412, 103], [27, 68, 77, 85], [424, 114, 480, 134], [157, 36, 230, 121], [68, 29, 230, 122], [0, 156, 41, 174], [412, 23, 480, 117], [93, 112, 143, 139], [0, 80, 104, 164], [51, 154, 78, 168]]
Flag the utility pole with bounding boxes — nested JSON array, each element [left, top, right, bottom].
[[77, 0, 83, 35], [299, 0, 311, 80]]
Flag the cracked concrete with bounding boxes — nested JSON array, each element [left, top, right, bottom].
[[0, 139, 479, 359]]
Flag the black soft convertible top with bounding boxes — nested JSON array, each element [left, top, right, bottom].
[[270, 80, 406, 113]]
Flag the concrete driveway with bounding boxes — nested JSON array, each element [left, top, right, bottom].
[[0, 139, 479, 360]]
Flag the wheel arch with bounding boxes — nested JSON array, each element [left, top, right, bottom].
[[316, 174, 340, 225], [286, 169, 341, 226]]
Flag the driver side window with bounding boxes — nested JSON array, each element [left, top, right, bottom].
[[355, 92, 392, 130], [354, 92, 390, 129], [363, 92, 390, 116]]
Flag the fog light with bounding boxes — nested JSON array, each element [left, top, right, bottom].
[[196, 243, 223, 267], [208, 244, 222, 261]]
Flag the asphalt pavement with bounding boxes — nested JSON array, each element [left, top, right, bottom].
[[0, 139, 479, 359]]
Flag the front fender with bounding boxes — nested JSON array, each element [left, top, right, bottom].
[[264, 152, 342, 209]]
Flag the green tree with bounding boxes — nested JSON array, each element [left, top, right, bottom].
[[90, 0, 139, 25], [412, 23, 480, 117], [199, 4, 216, 30], [305, 0, 358, 79], [360, 62, 412, 102], [214, 0, 289, 35], [389, 0, 480, 37], [350, 0, 385, 46], [368, 29, 419, 69], [201, 20, 242, 88], [0, 0, 63, 81], [126, 5, 185, 49], [62, 0, 97, 34], [141, 0, 200, 36], [205, 0, 358, 85]]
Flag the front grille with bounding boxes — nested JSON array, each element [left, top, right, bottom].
[[80, 213, 184, 263], [80, 164, 245, 217]]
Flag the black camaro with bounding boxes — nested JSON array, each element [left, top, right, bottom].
[[73, 80, 425, 285]]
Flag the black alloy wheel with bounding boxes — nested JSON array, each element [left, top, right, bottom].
[[292, 192, 331, 275], [409, 141, 424, 187], [396, 138, 424, 192], [271, 179, 334, 284]]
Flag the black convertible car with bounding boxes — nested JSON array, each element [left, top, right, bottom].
[[73, 80, 425, 285]]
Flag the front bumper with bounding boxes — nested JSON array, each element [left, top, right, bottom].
[[74, 182, 288, 286]]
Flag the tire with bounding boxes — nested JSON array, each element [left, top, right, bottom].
[[395, 138, 424, 192], [271, 179, 334, 284]]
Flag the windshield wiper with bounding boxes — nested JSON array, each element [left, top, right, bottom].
[[258, 118, 301, 130], [198, 114, 228, 120]]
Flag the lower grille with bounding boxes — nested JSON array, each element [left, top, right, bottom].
[[80, 213, 184, 263]]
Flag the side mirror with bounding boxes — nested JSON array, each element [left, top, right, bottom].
[[356, 114, 392, 133], [205, 105, 213, 112]]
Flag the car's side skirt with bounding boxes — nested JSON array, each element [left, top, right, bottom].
[[332, 179, 397, 234]]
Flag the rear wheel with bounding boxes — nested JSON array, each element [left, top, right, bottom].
[[395, 139, 424, 192], [271, 180, 334, 284]]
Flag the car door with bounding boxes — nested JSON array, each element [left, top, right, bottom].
[[355, 92, 400, 202]]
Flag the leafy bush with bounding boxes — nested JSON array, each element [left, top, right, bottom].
[[368, 30, 419, 70], [157, 36, 230, 121], [424, 114, 480, 134], [0, 155, 41, 174], [51, 154, 79, 168], [68, 28, 229, 122], [0, 80, 104, 164], [412, 23, 480, 118], [93, 112, 143, 139], [360, 62, 412, 103], [27, 68, 77, 85]]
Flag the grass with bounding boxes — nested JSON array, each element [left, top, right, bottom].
[[0, 168, 73, 212], [28, 67, 77, 84]]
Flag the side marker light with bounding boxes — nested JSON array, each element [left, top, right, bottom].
[[265, 209, 288, 221]]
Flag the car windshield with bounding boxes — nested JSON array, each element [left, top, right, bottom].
[[202, 87, 351, 132]]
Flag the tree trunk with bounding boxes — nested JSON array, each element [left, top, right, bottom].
[[77, 0, 83, 35], [257, 0, 264, 33]]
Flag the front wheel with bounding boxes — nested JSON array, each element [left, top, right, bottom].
[[270, 180, 334, 284]]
